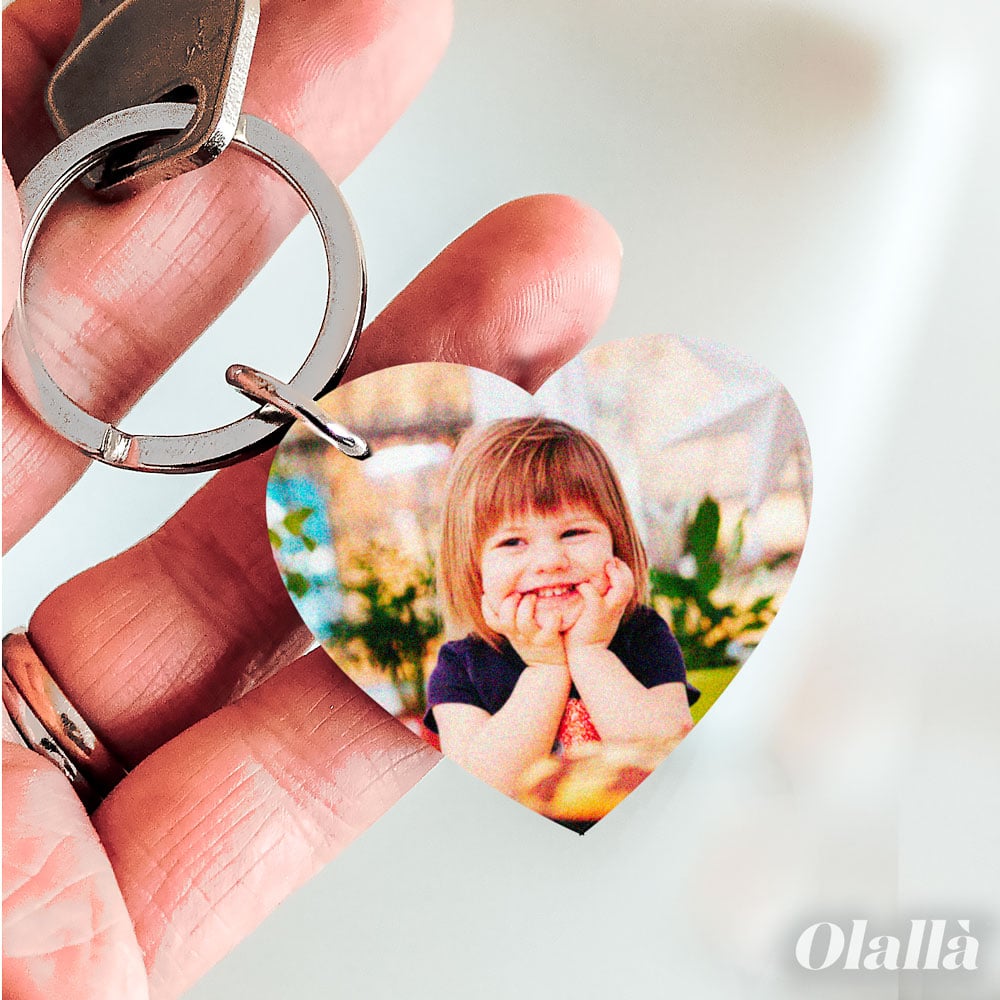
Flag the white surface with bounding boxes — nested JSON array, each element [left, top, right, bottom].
[[4, 1, 1000, 998]]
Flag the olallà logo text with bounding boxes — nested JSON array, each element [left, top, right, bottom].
[[795, 919, 979, 971]]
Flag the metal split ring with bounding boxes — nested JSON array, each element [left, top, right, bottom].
[[2, 101, 368, 473]]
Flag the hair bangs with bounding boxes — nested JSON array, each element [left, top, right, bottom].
[[474, 431, 611, 535]]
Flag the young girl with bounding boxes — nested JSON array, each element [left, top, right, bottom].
[[424, 417, 700, 798]]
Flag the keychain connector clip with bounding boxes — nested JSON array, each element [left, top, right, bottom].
[[227, 365, 371, 460]]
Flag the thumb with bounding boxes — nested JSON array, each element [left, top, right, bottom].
[[2, 742, 149, 1000]]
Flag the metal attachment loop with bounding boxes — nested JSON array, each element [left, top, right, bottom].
[[2, 102, 366, 473]]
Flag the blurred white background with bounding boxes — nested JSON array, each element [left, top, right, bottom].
[[4, 0, 1000, 997]]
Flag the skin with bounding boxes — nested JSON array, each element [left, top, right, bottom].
[[481, 507, 618, 667], [436, 507, 694, 795], [1, 2, 624, 998]]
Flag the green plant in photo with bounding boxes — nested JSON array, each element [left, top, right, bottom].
[[325, 542, 442, 717], [269, 505, 319, 599], [649, 495, 794, 671]]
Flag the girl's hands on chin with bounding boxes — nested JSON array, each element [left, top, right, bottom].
[[482, 593, 569, 670], [564, 559, 635, 652]]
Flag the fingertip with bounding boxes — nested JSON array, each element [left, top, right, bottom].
[[495, 194, 622, 391], [515, 591, 534, 626], [355, 194, 622, 389], [540, 609, 562, 639]]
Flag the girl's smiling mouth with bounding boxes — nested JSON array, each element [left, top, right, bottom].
[[522, 583, 581, 598]]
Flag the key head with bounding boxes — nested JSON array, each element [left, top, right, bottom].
[[45, 0, 259, 196]]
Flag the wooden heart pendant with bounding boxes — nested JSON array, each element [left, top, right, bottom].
[[267, 335, 810, 831]]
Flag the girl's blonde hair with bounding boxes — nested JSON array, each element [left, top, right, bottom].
[[438, 416, 648, 646]]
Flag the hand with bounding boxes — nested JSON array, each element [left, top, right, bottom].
[[482, 592, 570, 670], [1, 2, 622, 995], [564, 559, 634, 652]]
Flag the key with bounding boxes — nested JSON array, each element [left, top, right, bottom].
[[46, 0, 259, 195]]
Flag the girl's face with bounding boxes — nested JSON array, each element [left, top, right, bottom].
[[480, 505, 615, 617]]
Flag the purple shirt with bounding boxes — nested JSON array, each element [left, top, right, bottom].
[[424, 604, 699, 734]]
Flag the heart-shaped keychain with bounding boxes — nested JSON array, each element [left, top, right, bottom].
[[267, 334, 811, 832]]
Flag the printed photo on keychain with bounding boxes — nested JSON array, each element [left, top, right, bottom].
[[266, 334, 811, 831]]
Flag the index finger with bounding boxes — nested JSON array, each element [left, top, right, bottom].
[[2, 0, 453, 550]]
